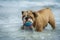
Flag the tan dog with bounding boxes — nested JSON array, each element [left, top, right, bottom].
[[21, 8, 55, 32]]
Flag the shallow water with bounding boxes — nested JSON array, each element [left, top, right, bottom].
[[0, 0, 60, 40]]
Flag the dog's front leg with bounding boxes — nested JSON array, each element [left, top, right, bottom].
[[21, 25, 24, 30], [36, 26, 43, 32]]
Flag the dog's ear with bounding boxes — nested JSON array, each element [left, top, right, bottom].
[[22, 11, 24, 15], [32, 12, 38, 17]]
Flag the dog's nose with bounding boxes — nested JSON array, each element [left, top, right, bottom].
[[25, 17, 29, 21]]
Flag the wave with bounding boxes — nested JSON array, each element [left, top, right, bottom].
[[19, 1, 60, 8], [0, 1, 60, 9]]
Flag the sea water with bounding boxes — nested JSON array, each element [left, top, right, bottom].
[[0, 0, 60, 40]]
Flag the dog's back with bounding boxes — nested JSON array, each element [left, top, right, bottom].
[[34, 8, 55, 32]]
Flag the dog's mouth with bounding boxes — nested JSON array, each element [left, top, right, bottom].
[[22, 16, 33, 26], [22, 16, 33, 22]]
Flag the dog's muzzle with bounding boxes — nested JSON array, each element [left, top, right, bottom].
[[22, 16, 33, 27], [22, 16, 33, 23]]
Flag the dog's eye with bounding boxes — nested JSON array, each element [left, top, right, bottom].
[[22, 15, 25, 20], [29, 16, 33, 19], [23, 16, 25, 17], [22, 16, 25, 18]]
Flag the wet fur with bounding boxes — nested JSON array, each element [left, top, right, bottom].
[[21, 8, 55, 32], [33, 8, 55, 32]]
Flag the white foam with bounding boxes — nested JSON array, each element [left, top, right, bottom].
[[41, 36, 45, 39]]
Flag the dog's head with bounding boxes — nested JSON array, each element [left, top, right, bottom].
[[22, 10, 38, 24]]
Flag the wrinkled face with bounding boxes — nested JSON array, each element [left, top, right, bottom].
[[22, 10, 38, 24]]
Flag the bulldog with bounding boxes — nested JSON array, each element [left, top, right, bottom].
[[21, 8, 55, 32]]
